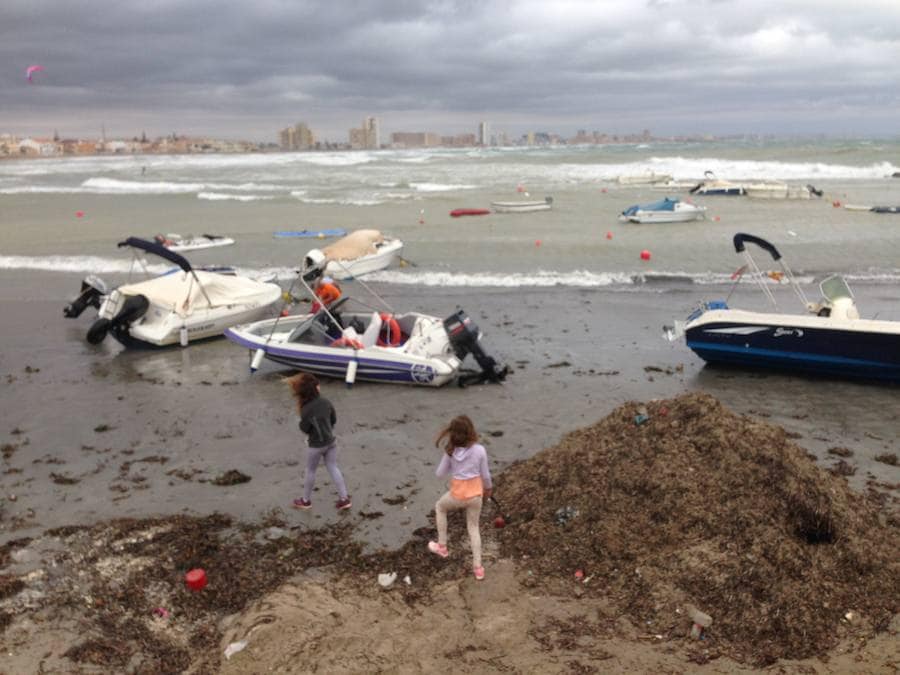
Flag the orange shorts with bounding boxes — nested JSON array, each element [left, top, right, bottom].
[[450, 476, 483, 500]]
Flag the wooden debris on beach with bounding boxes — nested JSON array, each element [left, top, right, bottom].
[[493, 392, 900, 666]]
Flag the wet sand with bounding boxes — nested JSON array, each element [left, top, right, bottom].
[[1, 274, 899, 672], [1, 277, 898, 552]]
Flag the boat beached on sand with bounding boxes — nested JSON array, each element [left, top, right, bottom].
[[65, 237, 282, 349], [619, 197, 707, 224], [491, 196, 553, 213], [664, 233, 900, 381], [744, 182, 823, 200], [225, 252, 508, 387]]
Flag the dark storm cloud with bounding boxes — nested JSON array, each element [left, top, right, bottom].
[[3, 0, 900, 139]]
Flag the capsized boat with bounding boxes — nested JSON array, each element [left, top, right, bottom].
[[689, 171, 746, 196], [309, 229, 403, 280], [154, 233, 235, 251], [70, 237, 282, 349], [619, 197, 707, 224], [664, 233, 900, 381], [225, 256, 508, 387], [491, 196, 553, 213], [450, 208, 491, 217]]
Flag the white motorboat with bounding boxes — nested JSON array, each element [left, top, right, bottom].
[[491, 196, 553, 213], [664, 233, 900, 381], [616, 171, 673, 186], [619, 197, 707, 224], [225, 256, 508, 387], [73, 237, 282, 348], [154, 233, 235, 251], [744, 182, 823, 200], [689, 171, 746, 196], [313, 229, 403, 280]]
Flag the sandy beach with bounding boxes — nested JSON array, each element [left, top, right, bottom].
[[1, 275, 898, 673]]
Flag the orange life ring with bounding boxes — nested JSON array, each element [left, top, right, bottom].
[[377, 313, 402, 347], [330, 336, 363, 349]]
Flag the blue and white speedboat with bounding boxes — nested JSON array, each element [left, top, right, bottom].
[[225, 252, 507, 387], [619, 197, 706, 223], [664, 233, 900, 381]]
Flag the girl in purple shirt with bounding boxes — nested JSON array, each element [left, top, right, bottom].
[[427, 415, 492, 580]]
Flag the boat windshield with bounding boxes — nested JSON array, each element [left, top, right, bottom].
[[820, 275, 853, 302]]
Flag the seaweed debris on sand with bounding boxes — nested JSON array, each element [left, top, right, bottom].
[[495, 392, 900, 666], [1, 393, 897, 673]]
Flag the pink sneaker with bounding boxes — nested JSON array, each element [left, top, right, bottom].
[[473, 566, 485, 580], [292, 498, 312, 510], [427, 541, 449, 558]]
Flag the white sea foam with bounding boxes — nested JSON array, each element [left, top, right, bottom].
[[82, 177, 204, 194], [197, 192, 274, 201], [409, 182, 477, 192], [0, 255, 170, 275]]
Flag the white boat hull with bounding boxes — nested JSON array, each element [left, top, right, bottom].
[[491, 198, 553, 213], [225, 311, 463, 386], [620, 205, 706, 224]]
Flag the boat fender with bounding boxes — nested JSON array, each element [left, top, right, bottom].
[[377, 313, 402, 347], [330, 336, 364, 349]]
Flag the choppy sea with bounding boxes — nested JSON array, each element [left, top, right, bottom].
[[1, 139, 899, 302]]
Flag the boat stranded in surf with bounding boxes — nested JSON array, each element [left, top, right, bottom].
[[153, 233, 235, 251], [225, 250, 508, 388], [311, 229, 403, 281], [491, 196, 553, 213], [664, 233, 900, 382], [619, 197, 707, 224], [64, 237, 282, 349], [689, 171, 746, 196]]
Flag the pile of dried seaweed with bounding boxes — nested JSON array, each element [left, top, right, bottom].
[[494, 392, 900, 666]]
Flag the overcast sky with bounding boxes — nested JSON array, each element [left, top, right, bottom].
[[3, 0, 900, 142]]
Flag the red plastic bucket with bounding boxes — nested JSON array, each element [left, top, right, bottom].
[[185, 568, 207, 591]]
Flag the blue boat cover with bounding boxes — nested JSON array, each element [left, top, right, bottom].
[[622, 197, 679, 216]]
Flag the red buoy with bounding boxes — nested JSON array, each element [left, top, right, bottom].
[[185, 568, 207, 591], [640, 249, 651, 261], [75, 211, 85, 218], [535, 239, 542, 247], [606, 231, 613, 240]]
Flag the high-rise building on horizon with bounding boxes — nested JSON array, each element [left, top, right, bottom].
[[478, 121, 489, 146], [279, 121, 314, 150], [350, 117, 379, 150]]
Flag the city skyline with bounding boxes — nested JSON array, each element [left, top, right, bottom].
[[4, 2, 900, 141]]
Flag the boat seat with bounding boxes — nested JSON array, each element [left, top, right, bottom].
[[360, 311, 382, 348]]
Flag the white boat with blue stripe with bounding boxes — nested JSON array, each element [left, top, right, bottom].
[[225, 251, 508, 387]]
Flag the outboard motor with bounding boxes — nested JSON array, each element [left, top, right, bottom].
[[86, 294, 150, 345], [806, 184, 824, 198], [443, 309, 509, 386], [64, 275, 108, 318]]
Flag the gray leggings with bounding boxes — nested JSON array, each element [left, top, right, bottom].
[[303, 442, 348, 501]]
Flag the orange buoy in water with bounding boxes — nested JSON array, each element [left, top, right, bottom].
[[640, 249, 651, 261]]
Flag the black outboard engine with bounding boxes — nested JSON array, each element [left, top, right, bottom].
[[443, 309, 509, 387], [64, 275, 108, 318], [86, 294, 150, 345]]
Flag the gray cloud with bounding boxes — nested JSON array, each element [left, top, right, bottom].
[[2, 0, 900, 140]]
